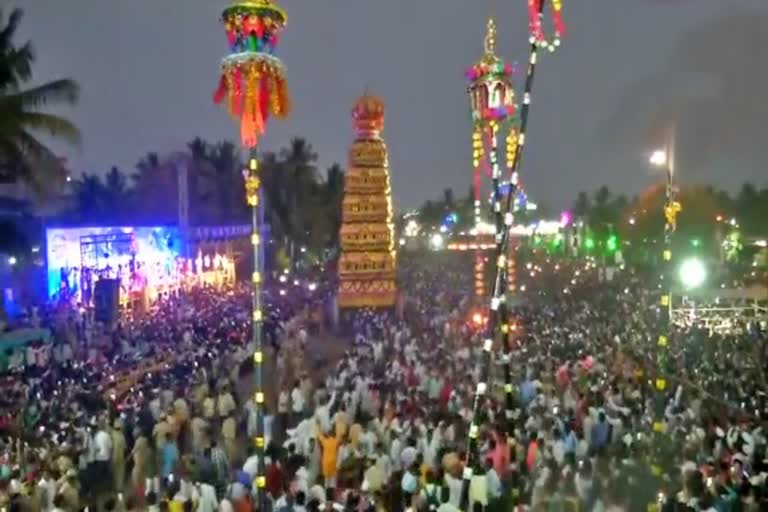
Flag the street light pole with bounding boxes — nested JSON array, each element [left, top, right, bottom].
[[650, 127, 680, 474]]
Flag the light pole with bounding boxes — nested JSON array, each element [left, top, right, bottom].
[[648, 131, 681, 471]]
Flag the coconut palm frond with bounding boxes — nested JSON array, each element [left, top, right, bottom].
[[0, 43, 33, 87], [0, 9, 24, 49], [4, 78, 79, 109], [17, 111, 81, 146]]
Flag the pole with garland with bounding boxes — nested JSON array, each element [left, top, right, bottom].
[[495, 0, 566, 430], [212, 0, 291, 505], [460, 0, 565, 508], [465, 13, 519, 444]]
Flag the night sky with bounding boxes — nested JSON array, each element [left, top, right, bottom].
[[17, 0, 768, 211]]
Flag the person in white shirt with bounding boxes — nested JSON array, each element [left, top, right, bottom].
[[37, 469, 57, 512], [437, 497, 461, 512], [91, 421, 113, 492], [314, 391, 336, 434], [390, 435, 404, 472], [217, 387, 236, 418], [485, 459, 502, 500], [469, 466, 489, 509], [294, 466, 310, 495], [149, 394, 163, 421], [195, 481, 218, 512], [278, 389, 289, 417], [242, 446, 260, 478], [218, 497, 235, 512], [291, 380, 305, 425], [94, 425, 113, 462], [298, 328, 308, 348]]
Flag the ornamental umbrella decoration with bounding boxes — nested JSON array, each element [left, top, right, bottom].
[[212, 0, 291, 148]]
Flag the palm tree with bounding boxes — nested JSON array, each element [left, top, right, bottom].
[[0, 8, 80, 192], [73, 173, 107, 221], [323, 163, 345, 253], [204, 140, 245, 224], [593, 186, 612, 212], [573, 191, 591, 219], [260, 150, 287, 237], [736, 182, 761, 236], [131, 151, 177, 224], [278, 138, 320, 262], [104, 166, 127, 197], [103, 166, 130, 220]]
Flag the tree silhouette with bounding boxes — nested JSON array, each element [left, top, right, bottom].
[[0, 8, 80, 193]]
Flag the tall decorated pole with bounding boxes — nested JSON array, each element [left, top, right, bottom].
[[461, 16, 520, 509], [461, 1, 565, 508], [465, 15, 519, 432], [212, 0, 291, 503]]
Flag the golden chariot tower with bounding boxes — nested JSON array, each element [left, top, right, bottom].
[[337, 91, 398, 308]]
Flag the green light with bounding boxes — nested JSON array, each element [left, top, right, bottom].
[[607, 235, 618, 252], [691, 238, 701, 247], [584, 237, 595, 250]]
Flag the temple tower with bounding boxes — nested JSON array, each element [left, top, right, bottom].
[[337, 91, 397, 308]]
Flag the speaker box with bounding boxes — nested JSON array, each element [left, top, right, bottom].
[[94, 278, 120, 324]]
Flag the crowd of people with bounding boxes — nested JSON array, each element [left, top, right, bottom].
[[0, 276, 328, 512], [0, 253, 766, 512], [271, 255, 767, 512]]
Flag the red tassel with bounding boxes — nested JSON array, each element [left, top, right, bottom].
[[255, 103, 265, 138], [233, 70, 243, 117], [259, 79, 270, 122], [528, 0, 540, 38], [226, 30, 236, 47], [241, 115, 257, 148], [554, 13, 566, 37], [242, 18, 253, 35], [256, 19, 264, 39], [483, 127, 494, 177], [212, 75, 227, 104], [270, 33, 279, 48], [240, 102, 264, 149]]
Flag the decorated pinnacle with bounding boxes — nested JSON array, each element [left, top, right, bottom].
[[484, 18, 497, 57], [352, 90, 385, 139], [466, 16, 516, 124]]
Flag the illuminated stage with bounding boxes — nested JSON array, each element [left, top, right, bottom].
[[46, 224, 246, 310], [46, 226, 182, 302]]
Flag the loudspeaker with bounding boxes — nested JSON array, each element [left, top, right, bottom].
[[94, 278, 120, 324]]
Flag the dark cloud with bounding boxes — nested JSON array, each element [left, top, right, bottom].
[[601, 8, 768, 186]]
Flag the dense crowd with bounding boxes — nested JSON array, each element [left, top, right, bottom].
[[0, 254, 766, 512], [0, 276, 328, 512]]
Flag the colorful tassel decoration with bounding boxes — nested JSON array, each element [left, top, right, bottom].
[[213, 1, 291, 147]]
